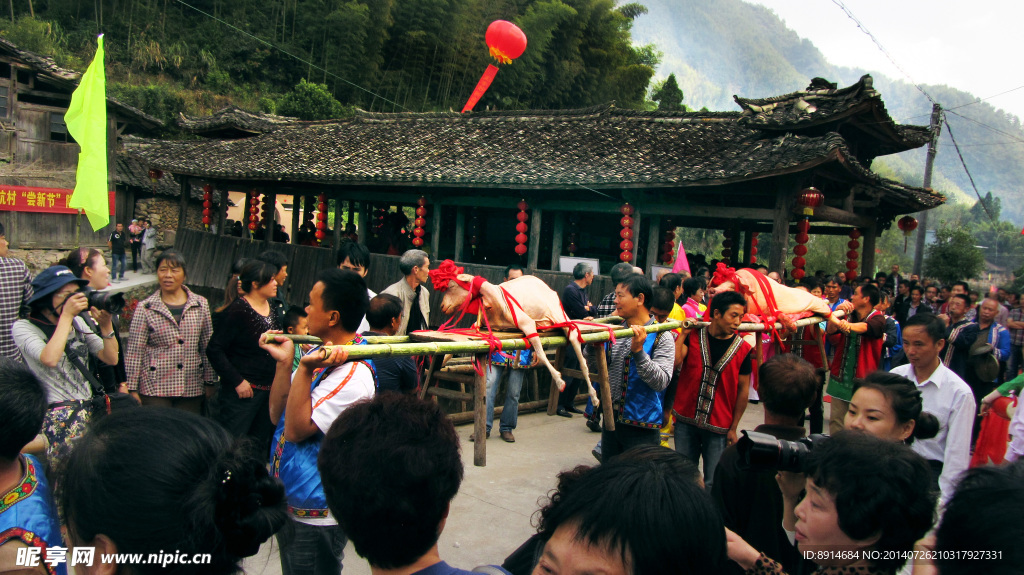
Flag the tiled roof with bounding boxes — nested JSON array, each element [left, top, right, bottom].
[[115, 153, 223, 202], [0, 36, 164, 129], [177, 105, 297, 136]]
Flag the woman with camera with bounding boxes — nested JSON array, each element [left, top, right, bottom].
[[207, 259, 280, 456], [12, 265, 119, 470], [726, 431, 936, 575], [125, 250, 215, 413]]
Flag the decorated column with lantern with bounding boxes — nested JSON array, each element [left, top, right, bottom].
[[514, 200, 529, 257], [619, 203, 634, 263], [412, 197, 427, 248]]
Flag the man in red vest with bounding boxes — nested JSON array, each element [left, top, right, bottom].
[[671, 290, 753, 490], [825, 283, 886, 434]]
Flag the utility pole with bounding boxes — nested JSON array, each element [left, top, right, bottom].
[[913, 103, 942, 277]]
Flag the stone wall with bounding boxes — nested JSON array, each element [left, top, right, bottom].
[[134, 196, 206, 245], [7, 249, 68, 275]]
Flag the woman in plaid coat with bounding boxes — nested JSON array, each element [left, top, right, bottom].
[[126, 250, 215, 413]]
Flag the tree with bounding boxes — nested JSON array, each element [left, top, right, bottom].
[[651, 73, 684, 111], [276, 79, 352, 121], [924, 223, 985, 285]]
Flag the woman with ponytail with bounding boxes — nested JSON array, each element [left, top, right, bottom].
[[845, 371, 939, 445], [60, 407, 288, 575]]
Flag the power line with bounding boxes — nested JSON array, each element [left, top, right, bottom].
[[829, 0, 936, 105], [945, 110, 1024, 145], [943, 114, 997, 223], [946, 83, 1024, 112], [172, 0, 408, 111]]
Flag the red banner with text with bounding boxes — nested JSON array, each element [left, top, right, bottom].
[[0, 185, 115, 215]]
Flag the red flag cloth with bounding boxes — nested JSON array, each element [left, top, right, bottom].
[[461, 64, 499, 113], [971, 396, 1014, 467]]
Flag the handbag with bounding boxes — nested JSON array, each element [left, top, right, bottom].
[[64, 343, 139, 419]]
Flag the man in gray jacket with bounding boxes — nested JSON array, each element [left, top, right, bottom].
[[383, 249, 431, 335]]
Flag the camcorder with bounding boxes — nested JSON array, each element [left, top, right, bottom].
[[736, 430, 829, 472], [79, 286, 126, 315]]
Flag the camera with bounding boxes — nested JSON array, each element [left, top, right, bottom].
[[79, 286, 126, 315], [736, 430, 829, 472]]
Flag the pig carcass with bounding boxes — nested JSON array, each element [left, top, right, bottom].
[[709, 264, 845, 332], [429, 261, 600, 408]]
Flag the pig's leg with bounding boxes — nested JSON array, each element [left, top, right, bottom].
[[566, 329, 599, 409], [516, 315, 565, 392]]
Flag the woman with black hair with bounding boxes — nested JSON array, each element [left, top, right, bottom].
[[845, 371, 939, 444], [726, 431, 936, 575], [60, 408, 288, 575], [125, 250, 215, 413], [12, 265, 119, 470], [207, 259, 280, 455]]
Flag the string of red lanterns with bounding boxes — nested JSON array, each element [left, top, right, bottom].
[[660, 225, 676, 265], [750, 232, 759, 264], [846, 229, 861, 281], [247, 190, 260, 234], [619, 203, 634, 262], [721, 231, 733, 266], [792, 219, 810, 281], [567, 214, 579, 256], [412, 197, 427, 248], [315, 193, 327, 244], [470, 208, 480, 252], [515, 200, 529, 256], [201, 184, 213, 229], [897, 216, 918, 253]]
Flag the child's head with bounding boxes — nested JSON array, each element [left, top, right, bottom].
[[283, 305, 308, 336], [0, 358, 47, 461]]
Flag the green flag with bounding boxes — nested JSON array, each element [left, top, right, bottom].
[[65, 34, 109, 231]]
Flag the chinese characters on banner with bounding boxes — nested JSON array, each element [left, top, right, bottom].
[[0, 185, 115, 215]]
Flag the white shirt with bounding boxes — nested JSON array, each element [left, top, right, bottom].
[[357, 288, 377, 334], [891, 362, 975, 506], [290, 358, 376, 526]]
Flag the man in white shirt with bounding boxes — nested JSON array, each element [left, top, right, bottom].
[[262, 268, 376, 575], [891, 313, 974, 506], [383, 249, 430, 336], [336, 240, 376, 333]]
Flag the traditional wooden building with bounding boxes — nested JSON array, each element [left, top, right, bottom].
[[126, 74, 942, 305], [0, 36, 163, 247]]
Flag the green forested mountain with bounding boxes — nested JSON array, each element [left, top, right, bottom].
[[631, 0, 1024, 226]]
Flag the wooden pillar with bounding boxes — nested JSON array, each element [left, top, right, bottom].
[[473, 352, 488, 467], [631, 211, 642, 267], [742, 229, 754, 266], [216, 185, 227, 237], [527, 207, 543, 270], [861, 224, 878, 281], [357, 201, 369, 243], [332, 197, 344, 248], [263, 189, 277, 246], [177, 176, 191, 234], [768, 180, 797, 274], [288, 193, 300, 243], [645, 215, 661, 272], [453, 207, 466, 262], [430, 203, 442, 258], [551, 211, 564, 271], [597, 341, 615, 432]]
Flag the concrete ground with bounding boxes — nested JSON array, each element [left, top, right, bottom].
[[241, 400, 770, 574], [105, 267, 157, 292]]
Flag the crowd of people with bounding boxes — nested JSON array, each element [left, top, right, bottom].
[[0, 215, 1021, 575]]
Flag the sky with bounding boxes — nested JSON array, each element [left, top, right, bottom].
[[745, 0, 1024, 121]]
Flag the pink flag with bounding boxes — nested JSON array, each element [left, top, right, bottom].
[[672, 239, 691, 274]]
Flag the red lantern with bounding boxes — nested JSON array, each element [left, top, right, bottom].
[[849, 229, 862, 240], [517, 200, 529, 211], [517, 211, 529, 223], [620, 216, 634, 228], [621, 203, 634, 216], [411, 197, 427, 248], [797, 219, 811, 233], [848, 240, 860, 249], [416, 206, 427, 217], [315, 193, 327, 244], [315, 230, 325, 240], [418, 197, 427, 207], [412, 237, 424, 247], [846, 260, 859, 270], [515, 244, 528, 255], [722, 239, 733, 249], [202, 216, 211, 225], [897, 215, 918, 252], [516, 222, 528, 233], [847, 250, 859, 260], [516, 233, 528, 244], [795, 232, 809, 244], [797, 187, 825, 216], [793, 244, 808, 256], [201, 184, 214, 230], [620, 239, 634, 252], [620, 250, 633, 262], [722, 249, 732, 258], [846, 229, 861, 278], [148, 168, 163, 183], [488, 20, 528, 64], [792, 256, 806, 269], [619, 204, 635, 262], [750, 232, 759, 264], [620, 228, 634, 240], [415, 218, 426, 228], [515, 199, 529, 257], [792, 268, 806, 280], [413, 228, 425, 238]]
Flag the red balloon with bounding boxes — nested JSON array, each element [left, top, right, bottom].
[[202, 216, 211, 225], [416, 207, 427, 217], [486, 20, 528, 63], [620, 204, 634, 216], [620, 250, 633, 262], [515, 244, 528, 255], [516, 222, 528, 233], [620, 216, 633, 228], [413, 228, 425, 238], [515, 233, 528, 244], [517, 200, 529, 211], [620, 228, 634, 240], [620, 239, 634, 251], [517, 212, 529, 222], [793, 244, 807, 256], [848, 240, 860, 250], [797, 219, 811, 233], [847, 250, 859, 260], [412, 237, 424, 247], [315, 230, 325, 240], [795, 232, 809, 244], [792, 256, 806, 268], [792, 268, 806, 280], [849, 229, 862, 240], [417, 197, 427, 207]]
